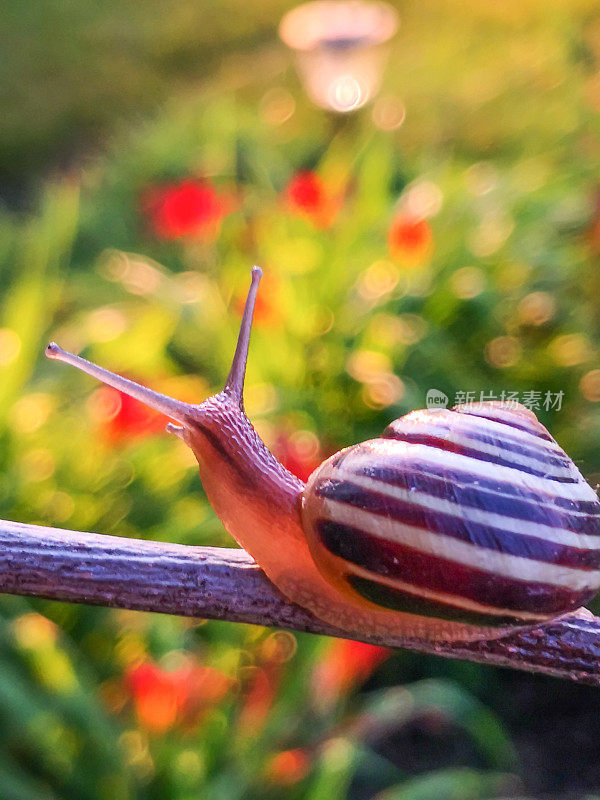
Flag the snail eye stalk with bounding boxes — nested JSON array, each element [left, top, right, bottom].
[[223, 266, 262, 407]]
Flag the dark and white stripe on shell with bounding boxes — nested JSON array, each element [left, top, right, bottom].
[[304, 403, 600, 628]]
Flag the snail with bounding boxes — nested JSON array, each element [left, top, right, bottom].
[[46, 267, 600, 643]]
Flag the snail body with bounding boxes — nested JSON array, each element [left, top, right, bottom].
[[46, 268, 600, 643]]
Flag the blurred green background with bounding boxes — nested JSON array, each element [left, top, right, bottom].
[[1, 0, 600, 798]]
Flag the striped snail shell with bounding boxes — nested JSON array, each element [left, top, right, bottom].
[[302, 401, 600, 634], [47, 267, 600, 643]]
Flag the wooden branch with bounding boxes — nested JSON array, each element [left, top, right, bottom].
[[1, 518, 599, 685]]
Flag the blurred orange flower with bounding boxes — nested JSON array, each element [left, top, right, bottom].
[[234, 272, 283, 327], [388, 214, 432, 263], [126, 660, 233, 734], [312, 639, 390, 705], [143, 179, 232, 240], [265, 748, 310, 786], [286, 171, 341, 228]]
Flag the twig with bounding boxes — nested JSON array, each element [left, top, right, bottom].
[[0, 518, 599, 685]]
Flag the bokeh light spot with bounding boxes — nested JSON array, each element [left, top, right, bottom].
[[174, 750, 205, 781], [347, 350, 392, 382], [174, 271, 210, 304], [20, 448, 56, 483], [497, 262, 531, 291], [468, 212, 514, 257], [260, 87, 296, 125], [403, 180, 443, 219], [485, 336, 522, 368], [465, 161, 498, 196], [580, 370, 600, 402], [390, 314, 428, 346], [10, 393, 53, 434], [328, 75, 364, 112], [261, 632, 298, 663], [449, 266, 486, 299], [244, 383, 279, 416], [13, 613, 58, 648], [548, 334, 590, 367], [0, 328, 21, 366], [45, 491, 76, 523], [86, 307, 127, 343], [362, 372, 404, 408], [357, 260, 399, 300], [88, 387, 122, 423], [518, 291, 556, 326], [372, 95, 406, 129]]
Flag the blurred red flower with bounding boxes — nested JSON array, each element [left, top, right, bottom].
[[274, 430, 322, 482], [388, 214, 432, 262], [286, 171, 340, 228], [237, 665, 279, 733], [312, 640, 391, 706], [126, 660, 233, 733], [143, 179, 232, 240], [90, 386, 166, 443], [126, 662, 180, 732], [177, 662, 234, 730], [237, 633, 297, 734]]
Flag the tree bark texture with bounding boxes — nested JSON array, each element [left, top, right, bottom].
[[0, 519, 599, 686]]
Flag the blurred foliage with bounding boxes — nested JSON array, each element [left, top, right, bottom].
[[1, 0, 600, 797]]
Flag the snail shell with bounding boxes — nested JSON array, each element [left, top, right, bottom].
[[302, 401, 600, 632]]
